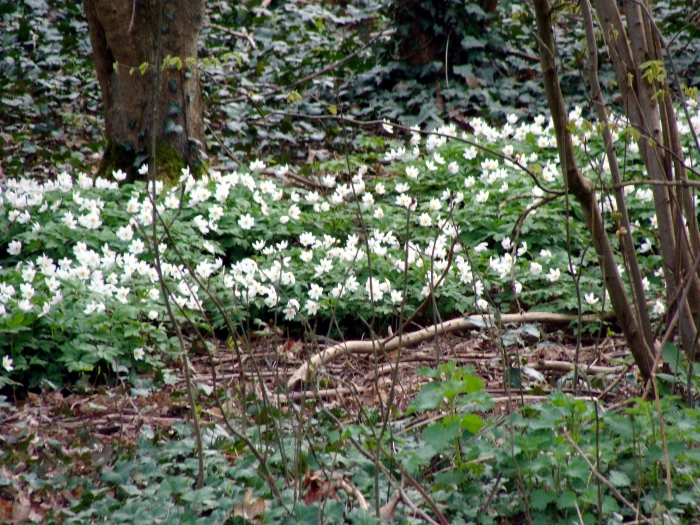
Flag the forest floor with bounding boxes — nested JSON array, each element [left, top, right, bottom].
[[1, 326, 638, 522]]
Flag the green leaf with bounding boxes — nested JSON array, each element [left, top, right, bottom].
[[167, 100, 183, 116], [609, 470, 631, 487], [180, 486, 217, 507], [467, 315, 494, 328], [406, 382, 444, 414], [346, 508, 379, 525], [556, 491, 578, 510], [293, 502, 323, 525], [120, 484, 142, 496], [521, 323, 540, 339], [566, 457, 590, 481], [459, 414, 484, 434], [452, 64, 474, 80], [164, 119, 183, 135], [399, 444, 437, 474], [662, 343, 683, 372], [286, 90, 302, 104], [7, 311, 26, 328], [169, 56, 183, 70], [530, 489, 557, 510], [422, 419, 460, 450], [508, 367, 522, 389], [461, 373, 485, 394], [461, 35, 486, 50]]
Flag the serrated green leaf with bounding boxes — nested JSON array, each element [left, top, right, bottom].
[[601, 495, 620, 513], [459, 414, 484, 434], [406, 382, 443, 414], [399, 444, 437, 474], [609, 469, 631, 487], [422, 419, 460, 450], [530, 489, 557, 510], [556, 490, 578, 510]]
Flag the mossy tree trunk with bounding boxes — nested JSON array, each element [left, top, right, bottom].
[[82, 0, 206, 181]]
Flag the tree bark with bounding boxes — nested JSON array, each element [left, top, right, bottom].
[[593, 0, 700, 359], [532, 0, 654, 379], [82, 0, 206, 181], [579, 0, 656, 356]]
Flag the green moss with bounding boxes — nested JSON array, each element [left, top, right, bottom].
[[97, 140, 137, 182], [97, 139, 207, 185], [153, 141, 186, 186]]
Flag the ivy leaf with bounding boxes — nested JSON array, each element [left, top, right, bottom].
[[180, 486, 218, 509], [346, 508, 379, 525], [164, 119, 183, 135], [120, 484, 142, 496], [167, 100, 183, 116], [461, 35, 486, 50], [292, 503, 324, 525], [466, 315, 494, 328]]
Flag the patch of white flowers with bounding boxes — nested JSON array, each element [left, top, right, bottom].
[[3, 101, 692, 377]]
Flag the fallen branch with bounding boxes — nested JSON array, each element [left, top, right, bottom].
[[530, 360, 627, 375], [362, 361, 413, 383], [287, 311, 611, 390], [274, 386, 363, 403]]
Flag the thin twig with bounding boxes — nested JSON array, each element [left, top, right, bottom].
[[204, 22, 257, 48]]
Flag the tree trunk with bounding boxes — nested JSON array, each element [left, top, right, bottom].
[[593, 0, 700, 360], [532, 0, 654, 379], [82, 0, 206, 181]]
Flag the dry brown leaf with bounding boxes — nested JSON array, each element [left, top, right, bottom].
[[0, 498, 12, 522], [233, 489, 265, 524], [465, 75, 482, 88], [301, 471, 338, 505], [379, 493, 401, 522]]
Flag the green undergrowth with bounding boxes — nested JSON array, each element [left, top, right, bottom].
[[3, 0, 700, 177], [2, 364, 699, 524]]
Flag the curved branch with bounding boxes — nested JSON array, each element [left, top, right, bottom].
[[287, 311, 614, 389]]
